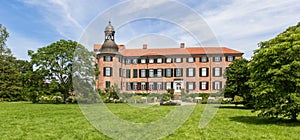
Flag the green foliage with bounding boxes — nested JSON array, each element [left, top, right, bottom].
[[249, 22, 300, 120], [27, 40, 91, 103], [0, 24, 23, 101], [225, 58, 254, 108], [167, 88, 175, 99], [103, 84, 124, 103]]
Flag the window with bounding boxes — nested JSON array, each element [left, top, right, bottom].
[[104, 56, 112, 61], [166, 68, 172, 77], [166, 82, 172, 90], [213, 56, 222, 62], [186, 82, 195, 90], [132, 59, 138, 64], [141, 59, 146, 64], [141, 69, 146, 78], [200, 68, 209, 77], [175, 58, 182, 63], [200, 82, 209, 90], [213, 81, 222, 90], [157, 58, 162, 63], [157, 82, 162, 90], [187, 68, 195, 77], [133, 82, 138, 90], [149, 82, 154, 90], [175, 68, 183, 77], [213, 67, 222, 77], [157, 69, 162, 77], [105, 81, 110, 88], [125, 59, 131, 64], [149, 69, 154, 78], [119, 68, 122, 77], [149, 58, 154, 63], [141, 82, 146, 90], [200, 56, 208, 62], [226, 56, 234, 62], [187, 57, 195, 62], [126, 69, 131, 78], [133, 69, 138, 78], [166, 58, 172, 63], [126, 82, 131, 90], [104, 67, 112, 76]]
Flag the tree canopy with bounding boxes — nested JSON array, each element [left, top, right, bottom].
[[225, 58, 253, 108], [0, 24, 23, 101], [248, 22, 300, 120], [27, 40, 89, 103]]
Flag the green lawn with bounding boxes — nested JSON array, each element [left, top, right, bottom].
[[1, 102, 300, 140]]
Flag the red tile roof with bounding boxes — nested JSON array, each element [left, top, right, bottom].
[[94, 44, 243, 56]]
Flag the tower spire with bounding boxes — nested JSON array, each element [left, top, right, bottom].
[[100, 21, 118, 54]]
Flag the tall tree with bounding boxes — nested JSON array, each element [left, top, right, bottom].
[[224, 58, 253, 108], [248, 22, 300, 120], [0, 24, 22, 101], [28, 40, 88, 103]]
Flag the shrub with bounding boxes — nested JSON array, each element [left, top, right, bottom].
[[160, 100, 180, 106]]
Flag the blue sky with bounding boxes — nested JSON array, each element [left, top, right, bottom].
[[1, 0, 300, 60]]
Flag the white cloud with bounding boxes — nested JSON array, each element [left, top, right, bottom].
[[199, 0, 300, 59], [18, 0, 300, 60]]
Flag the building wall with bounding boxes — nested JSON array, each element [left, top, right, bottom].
[[95, 53, 242, 94]]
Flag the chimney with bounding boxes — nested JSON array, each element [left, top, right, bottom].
[[143, 44, 147, 49], [119, 45, 125, 49], [180, 43, 185, 48]]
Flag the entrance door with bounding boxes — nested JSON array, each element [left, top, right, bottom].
[[173, 80, 183, 92]]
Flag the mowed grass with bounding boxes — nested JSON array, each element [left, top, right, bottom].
[[1, 102, 300, 140]]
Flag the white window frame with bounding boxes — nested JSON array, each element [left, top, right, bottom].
[[166, 82, 172, 90], [213, 81, 222, 90], [214, 67, 222, 77], [141, 82, 146, 90], [157, 82, 162, 90], [175, 58, 182, 63], [201, 68, 207, 77], [200, 82, 208, 90], [149, 82, 154, 90], [201, 57, 208, 62], [133, 82, 137, 90], [187, 57, 194, 62], [157, 58, 162, 63], [105, 56, 112, 61], [166, 58, 172, 63], [141, 59, 146, 64], [132, 59, 137, 64], [227, 56, 234, 62], [126, 59, 131, 64], [149, 69, 154, 78], [214, 56, 222, 62], [141, 69, 146, 78], [166, 69, 172, 77], [188, 68, 194, 77], [188, 82, 194, 90], [149, 58, 154, 63], [105, 67, 111, 76], [175, 68, 182, 77], [157, 69, 162, 77]]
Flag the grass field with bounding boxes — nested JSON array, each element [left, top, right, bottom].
[[1, 102, 300, 140]]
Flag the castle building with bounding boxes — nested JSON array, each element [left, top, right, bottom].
[[94, 21, 243, 94]]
